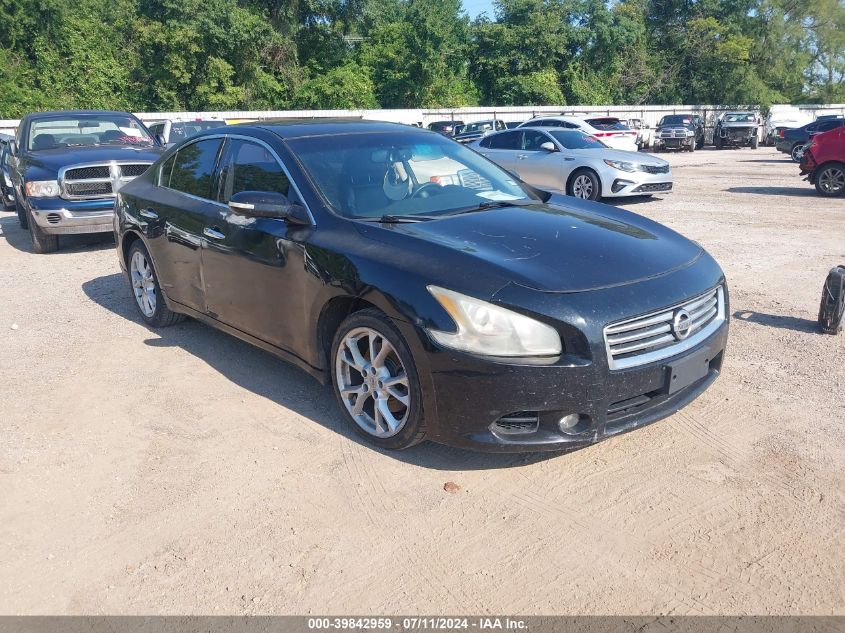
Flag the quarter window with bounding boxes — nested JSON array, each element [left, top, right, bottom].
[[168, 138, 223, 199], [217, 139, 290, 204]]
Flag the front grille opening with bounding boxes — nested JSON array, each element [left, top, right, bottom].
[[120, 164, 150, 178], [46, 213, 61, 224], [65, 166, 110, 180], [66, 182, 113, 197], [491, 412, 539, 436]]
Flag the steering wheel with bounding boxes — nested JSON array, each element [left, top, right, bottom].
[[410, 182, 444, 199]]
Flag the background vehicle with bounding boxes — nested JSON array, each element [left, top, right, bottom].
[[799, 126, 845, 197], [471, 127, 672, 201], [452, 119, 506, 143], [115, 120, 726, 453], [519, 116, 639, 152], [653, 114, 704, 152], [776, 117, 845, 162], [146, 118, 225, 147], [427, 120, 463, 135], [8, 110, 163, 253], [764, 108, 813, 145], [714, 112, 760, 149], [0, 135, 16, 210]]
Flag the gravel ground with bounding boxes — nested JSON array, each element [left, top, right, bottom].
[[0, 146, 843, 615]]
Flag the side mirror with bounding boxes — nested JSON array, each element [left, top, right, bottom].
[[228, 190, 310, 224], [540, 142, 557, 152]]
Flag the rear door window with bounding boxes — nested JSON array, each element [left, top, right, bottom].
[[167, 138, 224, 199], [487, 131, 521, 150]]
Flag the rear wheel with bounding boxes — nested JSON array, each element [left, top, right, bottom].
[[567, 169, 601, 201], [791, 143, 804, 162], [127, 240, 184, 326], [815, 163, 845, 197], [331, 309, 426, 450]]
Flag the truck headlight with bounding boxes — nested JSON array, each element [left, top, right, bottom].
[[604, 159, 637, 172], [426, 286, 562, 357], [25, 180, 60, 197]]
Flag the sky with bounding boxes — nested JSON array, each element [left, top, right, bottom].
[[463, 0, 496, 18]]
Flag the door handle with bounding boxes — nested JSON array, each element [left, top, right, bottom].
[[517, 153, 528, 160], [203, 227, 225, 240], [139, 208, 158, 220]]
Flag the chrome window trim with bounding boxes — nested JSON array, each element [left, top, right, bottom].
[[156, 133, 316, 225], [603, 285, 726, 371], [58, 161, 155, 200]]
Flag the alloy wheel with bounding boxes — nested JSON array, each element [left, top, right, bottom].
[[335, 327, 410, 438], [818, 167, 845, 194], [791, 145, 804, 162], [572, 175, 594, 199], [130, 250, 157, 318]]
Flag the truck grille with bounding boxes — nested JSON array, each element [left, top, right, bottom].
[[604, 286, 725, 370], [60, 162, 153, 200], [659, 128, 688, 139]]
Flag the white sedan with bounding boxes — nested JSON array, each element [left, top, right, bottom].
[[470, 127, 672, 201]]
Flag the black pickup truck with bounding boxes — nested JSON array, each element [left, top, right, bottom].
[[8, 110, 164, 253]]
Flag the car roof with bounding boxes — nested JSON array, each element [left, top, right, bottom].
[[24, 109, 137, 119], [245, 118, 419, 139]]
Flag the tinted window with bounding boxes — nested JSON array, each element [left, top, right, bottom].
[[168, 138, 223, 199], [548, 130, 608, 149], [487, 131, 521, 150], [586, 118, 630, 130], [159, 155, 175, 186], [818, 120, 844, 132], [218, 139, 290, 204], [522, 130, 550, 150], [170, 121, 226, 143]]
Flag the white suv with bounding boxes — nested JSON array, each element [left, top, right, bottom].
[[146, 119, 226, 147], [519, 116, 639, 152]]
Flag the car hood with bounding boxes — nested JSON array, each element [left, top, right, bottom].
[[24, 145, 164, 172], [360, 199, 702, 294], [572, 148, 668, 165]]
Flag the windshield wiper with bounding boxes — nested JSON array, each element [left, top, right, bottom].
[[444, 199, 533, 216], [360, 214, 442, 224]]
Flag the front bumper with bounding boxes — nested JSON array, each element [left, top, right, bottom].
[[27, 197, 115, 235], [655, 135, 695, 149], [601, 169, 673, 197]]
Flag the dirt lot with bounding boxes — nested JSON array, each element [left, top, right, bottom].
[[1, 146, 843, 615]]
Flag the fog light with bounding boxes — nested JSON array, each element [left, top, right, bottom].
[[558, 414, 579, 432]]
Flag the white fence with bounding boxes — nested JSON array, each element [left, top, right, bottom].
[[2, 103, 844, 136]]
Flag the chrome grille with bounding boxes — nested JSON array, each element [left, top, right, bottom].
[[659, 128, 689, 139], [604, 286, 725, 370], [60, 162, 154, 200]]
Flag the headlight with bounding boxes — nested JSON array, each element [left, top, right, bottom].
[[25, 180, 60, 197], [604, 159, 637, 172], [426, 286, 562, 357]]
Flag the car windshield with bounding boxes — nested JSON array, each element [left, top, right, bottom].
[[463, 121, 495, 133], [585, 118, 630, 131], [547, 130, 607, 150], [170, 120, 225, 141], [724, 113, 755, 123], [659, 116, 693, 126], [288, 131, 531, 220], [27, 114, 154, 151]]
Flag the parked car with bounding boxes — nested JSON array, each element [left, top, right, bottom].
[[620, 118, 654, 149], [505, 121, 524, 129], [427, 120, 463, 136], [146, 118, 226, 147], [653, 114, 704, 152], [519, 116, 639, 152], [8, 109, 164, 253], [714, 112, 760, 149], [452, 119, 507, 144], [799, 126, 845, 197], [0, 135, 16, 210], [114, 120, 727, 452], [471, 128, 672, 201], [776, 117, 845, 162]]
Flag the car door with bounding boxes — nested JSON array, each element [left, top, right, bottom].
[[510, 130, 569, 191], [200, 136, 311, 354], [475, 130, 521, 173], [140, 136, 225, 312]]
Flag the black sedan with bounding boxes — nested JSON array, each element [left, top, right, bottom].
[[776, 117, 845, 162], [114, 120, 729, 452]]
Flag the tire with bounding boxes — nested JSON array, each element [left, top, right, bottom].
[[791, 143, 804, 163], [715, 135, 723, 150], [331, 308, 427, 450], [567, 168, 601, 201], [751, 136, 759, 149], [28, 207, 58, 253], [15, 195, 28, 230], [127, 240, 184, 327], [696, 135, 704, 150], [688, 140, 696, 153], [814, 162, 845, 198]]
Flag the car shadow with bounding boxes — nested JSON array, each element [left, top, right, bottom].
[[82, 272, 561, 471], [611, 195, 667, 206], [0, 214, 115, 254], [732, 310, 819, 333], [724, 186, 815, 197], [738, 159, 794, 164]]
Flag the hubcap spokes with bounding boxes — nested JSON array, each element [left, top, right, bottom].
[[573, 176, 593, 199], [130, 251, 156, 317], [336, 327, 410, 438], [820, 169, 845, 193]]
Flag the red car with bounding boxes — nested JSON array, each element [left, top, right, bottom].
[[800, 126, 845, 197]]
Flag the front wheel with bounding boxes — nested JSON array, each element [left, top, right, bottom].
[[567, 169, 601, 201], [28, 208, 58, 253], [331, 309, 426, 450], [15, 196, 28, 230], [750, 136, 759, 149], [815, 163, 845, 197], [127, 240, 184, 327]]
